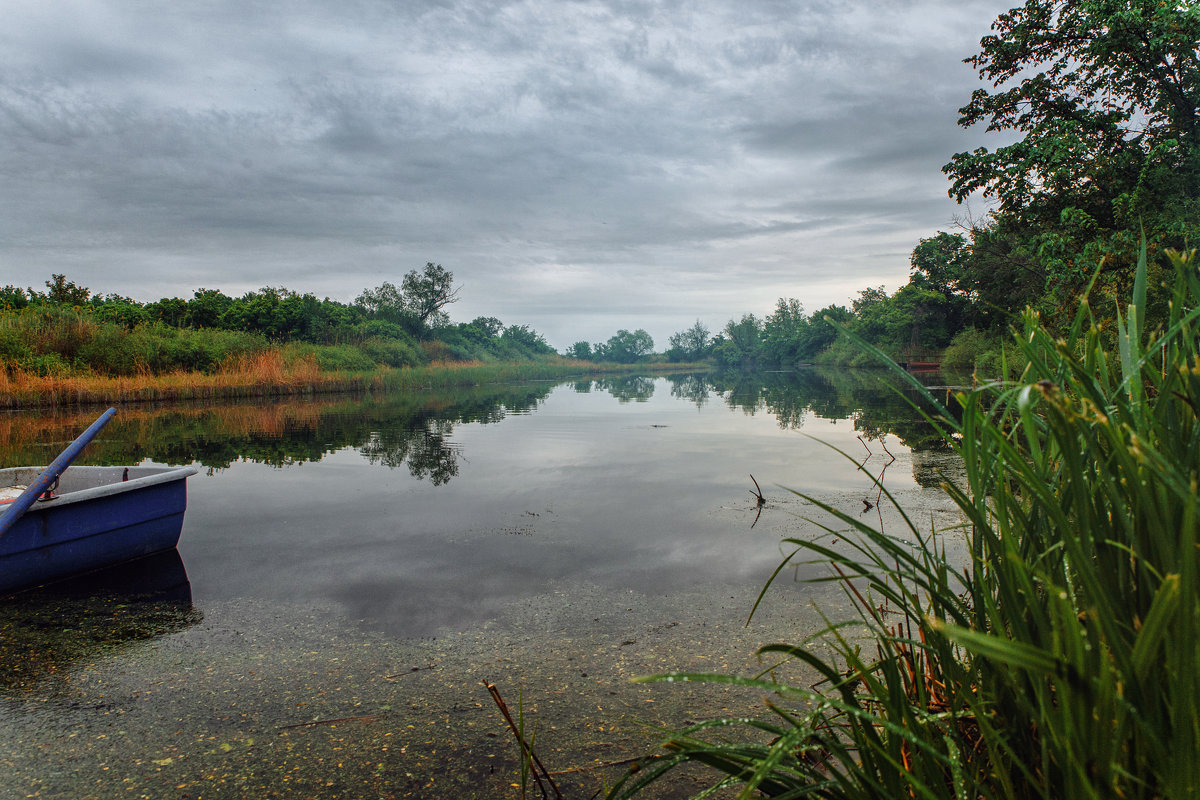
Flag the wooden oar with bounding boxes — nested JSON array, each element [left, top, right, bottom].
[[0, 407, 117, 537]]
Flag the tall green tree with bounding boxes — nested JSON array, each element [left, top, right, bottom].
[[713, 314, 763, 369], [401, 262, 460, 328], [566, 341, 593, 360], [910, 232, 971, 299], [944, 0, 1200, 296], [761, 298, 806, 366], [666, 319, 711, 362], [469, 316, 504, 338], [601, 329, 655, 363], [354, 281, 421, 334], [186, 289, 234, 329], [41, 274, 91, 305], [500, 324, 554, 355]]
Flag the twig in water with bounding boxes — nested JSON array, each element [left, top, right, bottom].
[[384, 663, 436, 679], [278, 713, 386, 730], [749, 474, 765, 506], [484, 681, 563, 800]]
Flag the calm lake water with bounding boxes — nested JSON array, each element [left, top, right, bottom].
[[0, 369, 965, 799]]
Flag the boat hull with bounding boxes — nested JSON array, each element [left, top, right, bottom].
[[0, 465, 197, 593]]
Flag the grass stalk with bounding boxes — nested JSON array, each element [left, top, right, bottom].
[[484, 681, 562, 800]]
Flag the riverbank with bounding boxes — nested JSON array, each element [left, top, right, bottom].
[[0, 356, 709, 409]]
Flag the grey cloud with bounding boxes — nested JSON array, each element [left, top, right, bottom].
[[0, 0, 1015, 348]]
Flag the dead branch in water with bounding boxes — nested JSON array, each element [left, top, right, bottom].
[[484, 681, 563, 800], [749, 474, 765, 506]]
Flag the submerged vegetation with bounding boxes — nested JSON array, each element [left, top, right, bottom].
[[610, 245, 1199, 798]]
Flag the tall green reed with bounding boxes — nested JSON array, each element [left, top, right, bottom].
[[609, 246, 1199, 800]]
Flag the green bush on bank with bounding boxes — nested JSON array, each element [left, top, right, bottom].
[[0, 308, 276, 375], [2, 273, 561, 377], [812, 334, 898, 367], [939, 325, 1015, 376], [0, 303, 505, 377], [357, 337, 425, 368]]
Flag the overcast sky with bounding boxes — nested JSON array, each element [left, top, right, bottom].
[[1, 0, 1013, 349]]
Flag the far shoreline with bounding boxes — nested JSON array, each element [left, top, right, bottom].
[[0, 357, 712, 410]]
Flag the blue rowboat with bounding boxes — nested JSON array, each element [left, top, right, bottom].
[[0, 464, 198, 593]]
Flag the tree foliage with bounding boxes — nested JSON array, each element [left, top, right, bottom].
[[597, 329, 655, 363], [41, 274, 91, 305], [947, 1, 1199, 215], [666, 320, 712, 362], [909, 232, 971, 298], [713, 314, 763, 368], [500, 324, 555, 355], [566, 341, 593, 360], [945, 0, 1200, 292], [400, 262, 460, 328]]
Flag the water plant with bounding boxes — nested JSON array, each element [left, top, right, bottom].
[[485, 681, 562, 800], [608, 245, 1200, 799]]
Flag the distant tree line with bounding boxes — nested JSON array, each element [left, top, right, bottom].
[[565, 328, 656, 364]]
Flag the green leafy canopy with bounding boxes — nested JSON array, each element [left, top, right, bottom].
[[945, 0, 1200, 230]]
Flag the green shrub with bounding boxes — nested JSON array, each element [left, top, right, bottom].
[[941, 326, 997, 370], [611, 246, 1200, 799], [75, 324, 141, 375], [133, 325, 268, 373], [353, 319, 411, 341], [20, 352, 73, 377], [0, 326, 30, 364], [298, 343, 376, 372], [814, 334, 897, 366], [419, 340, 458, 362], [358, 337, 425, 368], [433, 338, 491, 363]]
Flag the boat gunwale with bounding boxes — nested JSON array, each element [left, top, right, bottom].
[[0, 465, 198, 516]]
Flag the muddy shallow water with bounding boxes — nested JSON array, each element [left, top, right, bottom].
[[0, 371, 966, 798]]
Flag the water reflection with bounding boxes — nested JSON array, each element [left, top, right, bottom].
[[0, 370, 966, 640], [590, 375, 657, 403], [0, 369, 955, 484], [667, 373, 714, 407], [0, 382, 556, 485], [0, 551, 199, 695], [359, 418, 462, 485], [696, 368, 960, 456]]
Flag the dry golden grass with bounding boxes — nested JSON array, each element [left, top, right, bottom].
[[0, 348, 370, 409], [0, 350, 697, 409]]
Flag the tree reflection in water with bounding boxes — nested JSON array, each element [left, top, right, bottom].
[[589, 375, 657, 403], [666, 373, 713, 408], [359, 418, 462, 485], [0, 382, 554, 487], [0, 368, 964, 491]]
